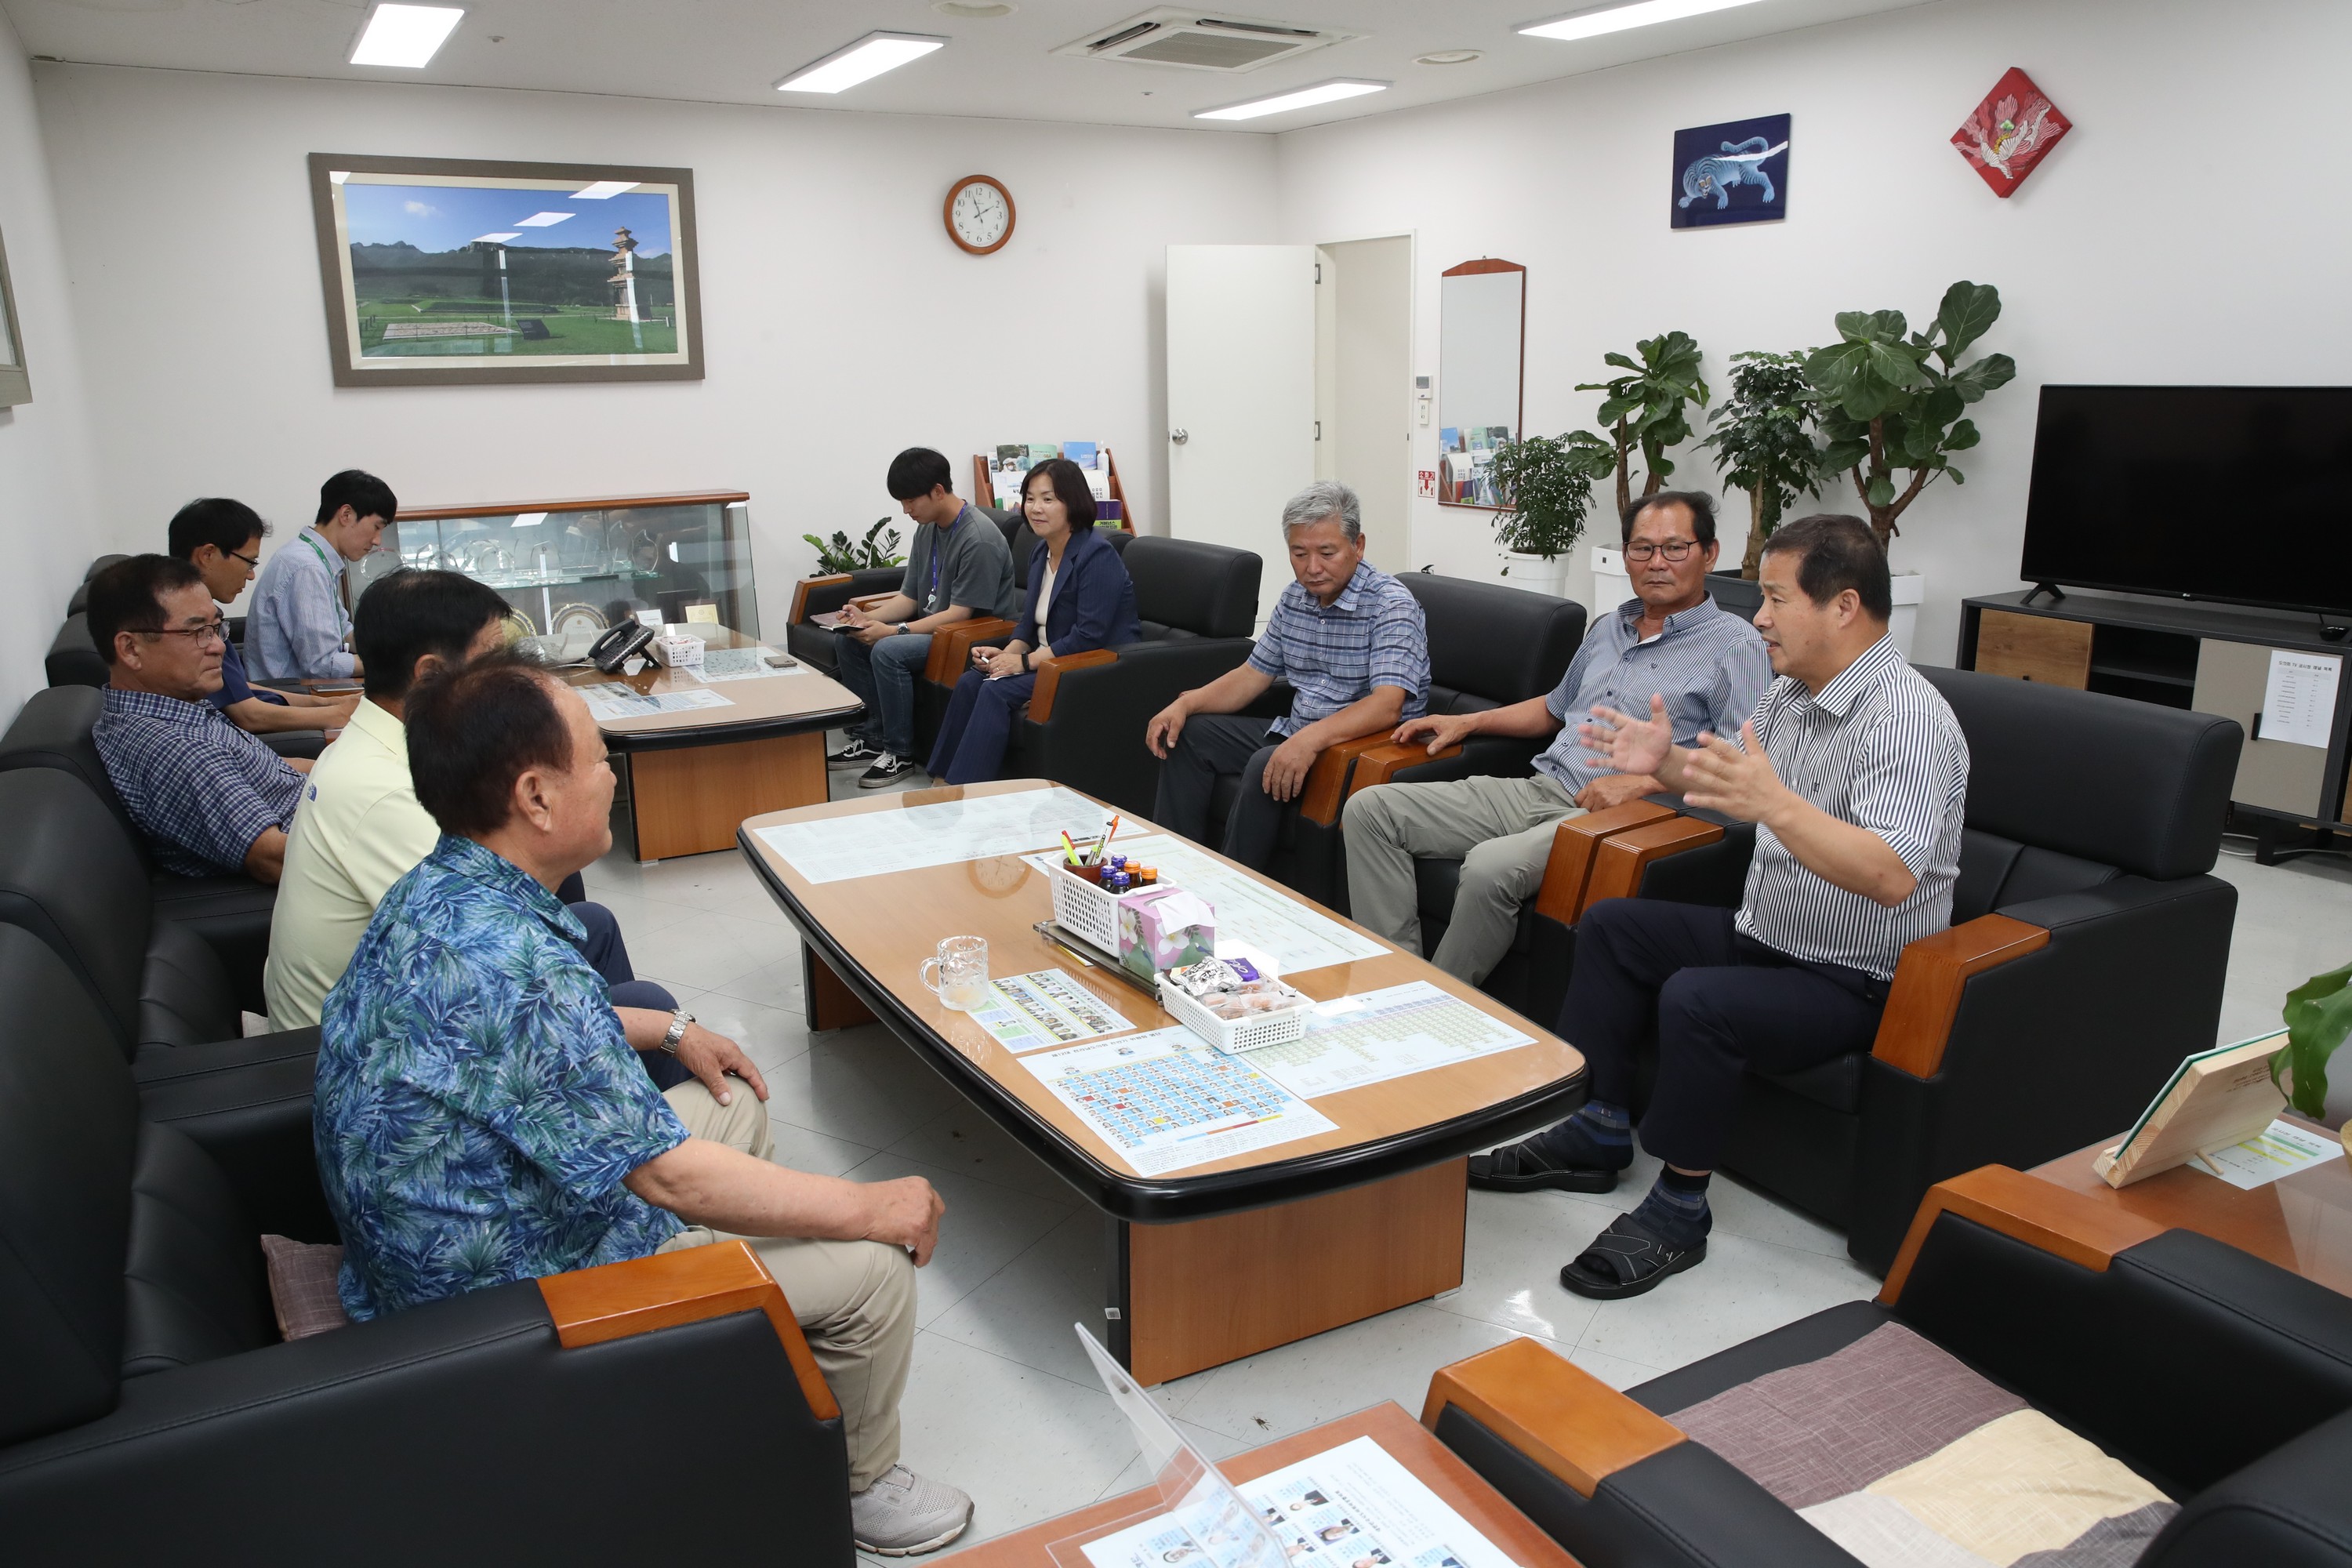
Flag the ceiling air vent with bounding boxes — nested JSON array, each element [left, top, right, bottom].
[[1054, 9, 1362, 73]]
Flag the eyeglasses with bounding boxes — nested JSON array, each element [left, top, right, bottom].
[[1623, 539, 1700, 562], [138, 619, 228, 648], [226, 549, 260, 569]]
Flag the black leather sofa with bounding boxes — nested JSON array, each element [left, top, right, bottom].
[[0, 686, 278, 1013], [1421, 1165, 2352, 1568], [1475, 665, 2243, 1273], [45, 612, 103, 688], [0, 922, 852, 1565]]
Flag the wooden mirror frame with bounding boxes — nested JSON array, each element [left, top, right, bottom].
[[1436, 259, 1526, 511]]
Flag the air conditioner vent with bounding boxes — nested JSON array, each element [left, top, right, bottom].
[[1054, 9, 1361, 74]]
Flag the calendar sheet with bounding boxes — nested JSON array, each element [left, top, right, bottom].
[[1243, 982, 1534, 1101], [1018, 1027, 1336, 1175]]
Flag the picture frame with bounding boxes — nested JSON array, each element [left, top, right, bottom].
[[1669, 114, 1791, 230], [307, 152, 703, 387], [0, 222, 30, 408]]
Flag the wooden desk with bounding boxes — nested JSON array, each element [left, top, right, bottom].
[[947, 1403, 1578, 1568], [568, 627, 860, 860], [2029, 1114, 2352, 1296], [739, 780, 1586, 1385]]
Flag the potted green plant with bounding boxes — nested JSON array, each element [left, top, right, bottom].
[[801, 517, 906, 575], [1700, 350, 1825, 586], [1486, 430, 1615, 597], [2275, 960, 2352, 1122], [1577, 330, 1711, 517]]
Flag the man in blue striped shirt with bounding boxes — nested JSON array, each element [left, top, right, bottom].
[[1345, 493, 1769, 983], [1148, 482, 1430, 870], [248, 469, 394, 681], [1476, 514, 1967, 1301]]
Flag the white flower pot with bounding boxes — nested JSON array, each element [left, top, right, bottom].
[[1589, 545, 1633, 614], [1888, 571, 1924, 660], [1499, 550, 1570, 598]]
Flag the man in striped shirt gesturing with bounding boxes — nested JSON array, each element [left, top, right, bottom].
[[1472, 514, 1968, 1301]]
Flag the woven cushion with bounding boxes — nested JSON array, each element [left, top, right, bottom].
[[260, 1234, 351, 1341]]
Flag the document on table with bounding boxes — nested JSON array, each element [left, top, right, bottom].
[[2261, 651, 2343, 750], [970, 969, 1134, 1053], [1083, 1436, 1521, 1568], [691, 644, 806, 681], [757, 785, 1111, 884], [1022, 833, 1386, 975], [1018, 1026, 1336, 1175], [1243, 982, 1534, 1101], [2195, 1118, 2347, 1190], [576, 683, 735, 723]]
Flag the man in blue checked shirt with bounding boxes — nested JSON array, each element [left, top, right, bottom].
[[1148, 481, 1430, 870]]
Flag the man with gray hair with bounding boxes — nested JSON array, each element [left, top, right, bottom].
[[1147, 481, 1430, 869]]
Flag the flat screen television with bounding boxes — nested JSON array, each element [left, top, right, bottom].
[[2020, 384, 2352, 617]]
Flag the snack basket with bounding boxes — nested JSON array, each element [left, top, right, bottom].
[[1156, 974, 1312, 1054]]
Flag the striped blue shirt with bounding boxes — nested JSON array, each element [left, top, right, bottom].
[[1737, 637, 1969, 980], [94, 685, 305, 878], [1247, 561, 1430, 738], [249, 528, 357, 680], [1537, 593, 1770, 796]]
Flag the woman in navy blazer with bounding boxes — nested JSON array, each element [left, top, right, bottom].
[[927, 458, 1138, 785]]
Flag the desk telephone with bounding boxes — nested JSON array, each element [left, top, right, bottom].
[[588, 620, 657, 673]]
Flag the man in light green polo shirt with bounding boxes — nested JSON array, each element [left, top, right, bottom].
[[265, 570, 760, 1103]]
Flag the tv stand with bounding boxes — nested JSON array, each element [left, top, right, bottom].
[[1960, 590, 2352, 857], [2021, 582, 2067, 606]]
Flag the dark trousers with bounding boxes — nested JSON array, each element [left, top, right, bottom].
[[1560, 899, 1888, 1173], [928, 669, 1036, 785], [570, 898, 690, 1091], [1152, 714, 1288, 870]]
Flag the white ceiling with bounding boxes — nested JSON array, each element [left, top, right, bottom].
[[6, 0, 1936, 132]]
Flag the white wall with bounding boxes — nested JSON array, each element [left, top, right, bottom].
[[31, 64, 1278, 632], [0, 12, 103, 715], [1276, 0, 2352, 663]]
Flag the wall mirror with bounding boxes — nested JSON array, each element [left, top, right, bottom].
[[0, 223, 30, 408], [1436, 259, 1525, 508]]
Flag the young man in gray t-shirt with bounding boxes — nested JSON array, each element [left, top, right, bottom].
[[831, 448, 1018, 786]]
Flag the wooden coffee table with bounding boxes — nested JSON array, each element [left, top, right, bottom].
[[739, 779, 1587, 1385], [567, 627, 860, 861]]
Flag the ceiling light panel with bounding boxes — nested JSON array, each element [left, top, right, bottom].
[[572, 181, 639, 200], [1520, 0, 1768, 43], [473, 231, 523, 243], [1195, 78, 1388, 122], [350, 4, 465, 68], [776, 31, 946, 94]]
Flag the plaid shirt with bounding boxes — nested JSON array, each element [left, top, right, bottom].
[[1247, 561, 1430, 737], [95, 685, 305, 878]]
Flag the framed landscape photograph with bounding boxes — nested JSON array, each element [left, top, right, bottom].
[[0, 222, 30, 408], [308, 153, 702, 387]]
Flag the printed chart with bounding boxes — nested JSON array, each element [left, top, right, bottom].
[[1019, 1027, 1336, 1175], [759, 786, 1111, 884], [970, 969, 1135, 1053], [576, 683, 734, 723], [1247, 982, 1534, 1101]]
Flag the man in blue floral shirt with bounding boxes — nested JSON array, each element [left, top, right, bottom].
[[316, 652, 972, 1555]]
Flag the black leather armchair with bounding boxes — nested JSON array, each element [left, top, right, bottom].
[[0, 686, 278, 1012], [0, 925, 852, 1566], [45, 612, 104, 688], [779, 506, 1031, 684], [1421, 1165, 2352, 1568], [1512, 665, 2245, 1273]]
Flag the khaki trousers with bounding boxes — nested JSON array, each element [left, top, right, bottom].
[[1341, 773, 1585, 984], [655, 1080, 916, 1491]]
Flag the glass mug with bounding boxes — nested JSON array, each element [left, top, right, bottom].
[[920, 935, 991, 1012]]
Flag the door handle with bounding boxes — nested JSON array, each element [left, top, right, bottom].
[[1170, 429, 1189, 445]]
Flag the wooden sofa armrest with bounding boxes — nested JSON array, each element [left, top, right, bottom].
[[788, 574, 851, 624], [1300, 728, 1409, 826], [1029, 648, 1119, 724], [1341, 739, 1465, 799], [1531, 800, 1679, 923], [1421, 1337, 1683, 1498], [924, 618, 1018, 684], [1878, 1164, 2165, 1308], [539, 1240, 840, 1421], [1583, 814, 1726, 907], [1869, 913, 2051, 1079]]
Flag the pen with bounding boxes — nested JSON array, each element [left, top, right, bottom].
[[1093, 817, 1120, 866], [1060, 831, 1079, 866]]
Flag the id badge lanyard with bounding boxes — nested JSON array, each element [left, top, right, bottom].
[[930, 510, 961, 613], [299, 530, 354, 639]]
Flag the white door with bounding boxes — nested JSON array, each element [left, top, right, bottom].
[[1166, 245, 1317, 580]]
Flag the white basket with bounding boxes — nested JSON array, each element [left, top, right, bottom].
[[1046, 864, 1122, 953], [1157, 977, 1312, 1054]]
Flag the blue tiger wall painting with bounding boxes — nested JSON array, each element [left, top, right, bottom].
[[1670, 113, 1791, 230]]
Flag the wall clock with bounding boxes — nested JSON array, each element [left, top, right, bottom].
[[944, 175, 1014, 256]]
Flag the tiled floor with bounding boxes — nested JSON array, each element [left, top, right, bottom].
[[584, 757, 2352, 1555]]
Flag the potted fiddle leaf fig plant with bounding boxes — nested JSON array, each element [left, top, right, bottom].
[[801, 517, 906, 574], [1487, 430, 1617, 597], [2275, 960, 2352, 1122], [1578, 330, 1711, 518], [1700, 350, 1825, 581]]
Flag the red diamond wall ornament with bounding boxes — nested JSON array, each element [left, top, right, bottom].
[[1952, 67, 2071, 198]]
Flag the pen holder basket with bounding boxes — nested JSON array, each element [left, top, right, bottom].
[[1046, 864, 1123, 953], [1156, 978, 1311, 1054]]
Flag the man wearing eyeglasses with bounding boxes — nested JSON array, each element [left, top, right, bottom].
[[1343, 492, 1769, 985], [89, 555, 308, 884], [169, 497, 358, 739]]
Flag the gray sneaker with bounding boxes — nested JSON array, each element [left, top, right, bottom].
[[851, 1464, 974, 1555]]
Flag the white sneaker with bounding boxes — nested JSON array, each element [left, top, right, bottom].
[[851, 1465, 974, 1556]]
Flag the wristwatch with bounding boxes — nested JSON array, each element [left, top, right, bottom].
[[659, 1007, 695, 1055]]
